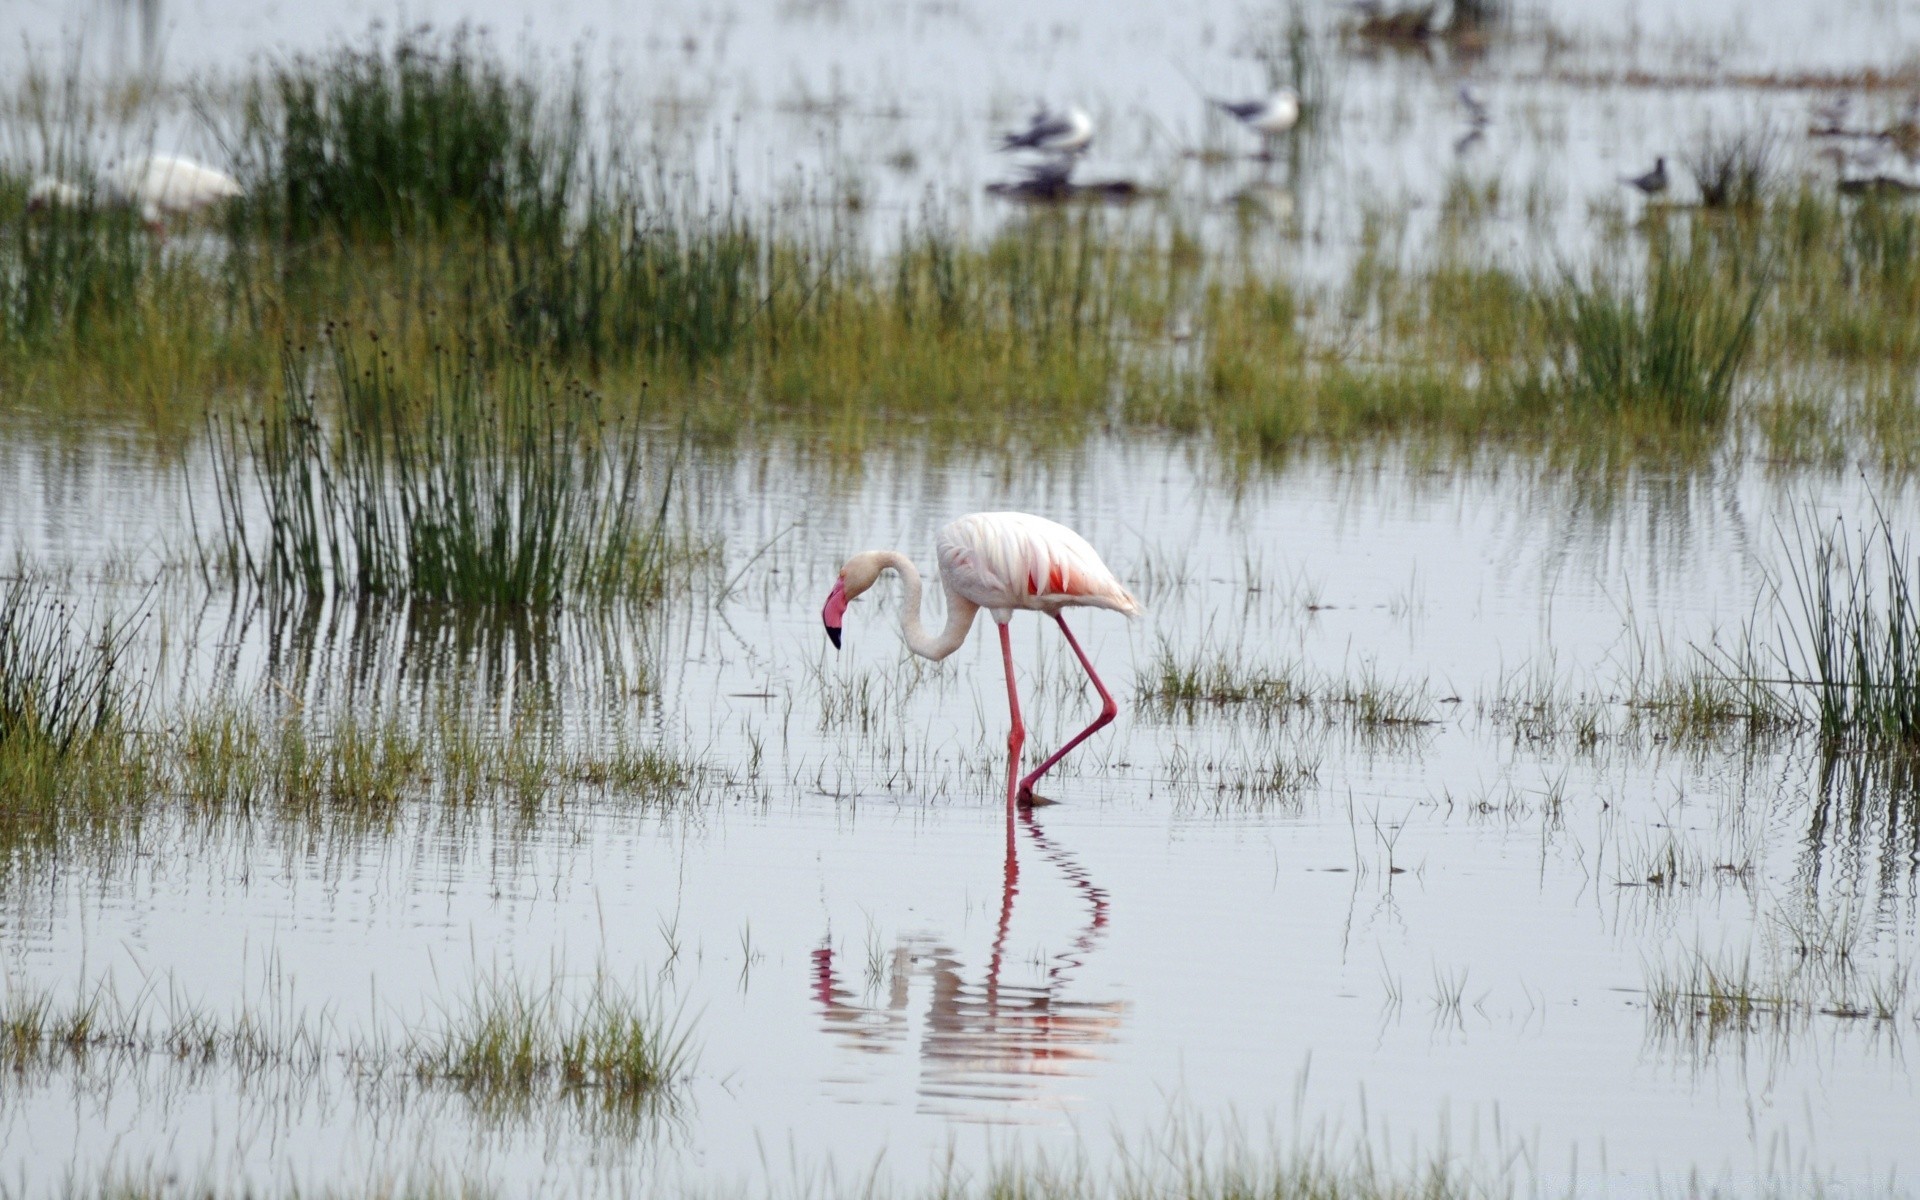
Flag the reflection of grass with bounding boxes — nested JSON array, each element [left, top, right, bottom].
[[1644, 920, 1913, 1056]]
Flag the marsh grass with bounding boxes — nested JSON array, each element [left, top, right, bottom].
[[1645, 928, 1914, 1053], [0, 695, 705, 876], [1522, 238, 1768, 428], [1683, 123, 1779, 211], [1137, 647, 1436, 729], [0, 578, 141, 756], [232, 25, 582, 247], [15, 24, 1920, 472], [207, 332, 674, 607], [1626, 660, 1795, 747], [411, 973, 693, 1116], [1781, 507, 1920, 750]]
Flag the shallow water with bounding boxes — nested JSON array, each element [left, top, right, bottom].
[[2, 429, 1917, 1194], [7, 0, 1920, 1192], [11, 0, 1915, 277]]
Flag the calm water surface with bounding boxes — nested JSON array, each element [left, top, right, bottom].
[[1, 433, 1915, 1193]]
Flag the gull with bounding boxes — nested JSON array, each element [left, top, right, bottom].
[[998, 106, 1095, 156], [1212, 87, 1301, 137], [1621, 156, 1668, 198]]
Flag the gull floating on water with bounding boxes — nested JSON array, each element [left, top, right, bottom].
[[1212, 87, 1301, 137], [1621, 156, 1668, 198], [27, 153, 242, 230], [998, 106, 1095, 156]]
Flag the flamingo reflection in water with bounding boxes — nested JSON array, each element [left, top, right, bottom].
[[810, 806, 1124, 1114]]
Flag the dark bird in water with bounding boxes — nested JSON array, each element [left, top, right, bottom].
[[1622, 156, 1668, 197]]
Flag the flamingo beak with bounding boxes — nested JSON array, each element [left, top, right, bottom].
[[822, 579, 848, 650]]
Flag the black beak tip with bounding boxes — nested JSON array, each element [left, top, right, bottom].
[[825, 624, 842, 650]]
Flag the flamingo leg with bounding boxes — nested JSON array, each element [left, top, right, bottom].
[[999, 620, 1026, 811], [1017, 613, 1118, 803]]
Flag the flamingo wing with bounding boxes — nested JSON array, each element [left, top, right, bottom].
[[937, 512, 1140, 616]]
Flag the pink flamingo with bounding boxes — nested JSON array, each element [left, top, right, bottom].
[[821, 511, 1140, 807]]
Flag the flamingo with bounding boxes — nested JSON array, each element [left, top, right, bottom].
[[26, 153, 242, 231], [821, 511, 1140, 807]]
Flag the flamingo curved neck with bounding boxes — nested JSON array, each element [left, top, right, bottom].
[[881, 552, 979, 661]]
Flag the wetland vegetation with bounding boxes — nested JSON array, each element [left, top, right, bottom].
[[5, 3, 1920, 1196]]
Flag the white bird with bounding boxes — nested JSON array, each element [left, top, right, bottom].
[[821, 512, 1140, 808], [24, 178, 86, 211], [26, 153, 242, 230], [1212, 87, 1301, 137], [999, 106, 1095, 157], [112, 154, 242, 224]]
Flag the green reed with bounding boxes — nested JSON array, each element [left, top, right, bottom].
[[1683, 122, 1778, 211], [0, 578, 139, 756], [502, 203, 760, 372], [208, 331, 673, 608], [0, 183, 148, 347], [233, 25, 582, 247], [410, 973, 693, 1112], [1783, 507, 1920, 750], [1522, 236, 1768, 428]]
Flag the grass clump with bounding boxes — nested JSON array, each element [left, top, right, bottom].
[[207, 331, 675, 608], [1138, 648, 1436, 729], [411, 973, 693, 1114], [0, 578, 140, 756], [1523, 239, 1768, 428], [1782, 507, 1920, 751], [236, 24, 581, 246], [1683, 122, 1778, 211], [1138, 649, 1310, 713]]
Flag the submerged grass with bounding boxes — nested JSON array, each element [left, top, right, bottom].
[[1137, 647, 1436, 729], [0, 696, 707, 875]]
